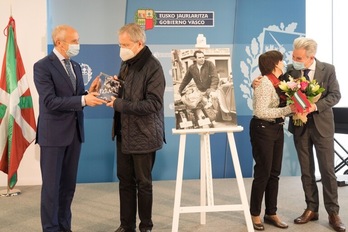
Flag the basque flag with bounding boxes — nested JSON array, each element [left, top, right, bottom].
[[291, 90, 311, 113], [0, 17, 36, 189]]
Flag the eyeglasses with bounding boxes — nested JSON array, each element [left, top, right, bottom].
[[118, 42, 137, 49], [62, 40, 79, 45]]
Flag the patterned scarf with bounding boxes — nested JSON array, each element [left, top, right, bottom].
[[266, 73, 287, 107]]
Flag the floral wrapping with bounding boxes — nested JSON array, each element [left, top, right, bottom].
[[279, 76, 325, 126]]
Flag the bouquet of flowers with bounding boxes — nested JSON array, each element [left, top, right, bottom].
[[278, 76, 325, 126]]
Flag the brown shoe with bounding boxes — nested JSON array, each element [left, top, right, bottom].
[[251, 215, 264, 231], [264, 214, 288, 229], [329, 213, 346, 232], [294, 209, 319, 224]]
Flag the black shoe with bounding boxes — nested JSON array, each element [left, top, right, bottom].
[[114, 226, 136, 232], [140, 230, 151, 232]]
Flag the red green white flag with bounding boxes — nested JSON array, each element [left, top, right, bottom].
[[0, 17, 36, 189]]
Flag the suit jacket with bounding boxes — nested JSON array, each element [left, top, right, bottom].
[[286, 59, 341, 137], [33, 52, 86, 146]]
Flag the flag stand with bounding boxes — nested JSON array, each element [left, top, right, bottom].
[[0, 187, 21, 197]]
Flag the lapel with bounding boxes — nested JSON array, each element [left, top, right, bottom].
[[71, 60, 83, 91], [49, 52, 76, 93], [313, 59, 325, 84]]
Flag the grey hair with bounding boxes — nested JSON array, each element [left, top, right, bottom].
[[118, 23, 146, 44], [293, 37, 317, 57], [51, 25, 72, 46]]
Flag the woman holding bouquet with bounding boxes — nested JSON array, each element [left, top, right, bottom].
[[249, 50, 294, 230]]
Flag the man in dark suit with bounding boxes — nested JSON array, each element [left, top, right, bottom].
[[33, 25, 105, 232], [288, 37, 345, 232]]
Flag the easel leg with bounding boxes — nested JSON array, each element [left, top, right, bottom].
[[200, 133, 215, 224], [172, 134, 186, 232], [227, 132, 254, 232], [200, 134, 206, 224]]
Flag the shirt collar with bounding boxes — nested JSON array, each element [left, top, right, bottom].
[[308, 59, 316, 71], [53, 48, 66, 61]]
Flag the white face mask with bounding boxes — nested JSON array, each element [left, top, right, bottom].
[[293, 60, 306, 70], [66, 44, 80, 57], [276, 61, 287, 75], [120, 47, 135, 61], [281, 61, 287, 74]]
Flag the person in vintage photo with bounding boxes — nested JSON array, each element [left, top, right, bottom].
[[178, 50, 219, 96], [173, 49, 237, 130]]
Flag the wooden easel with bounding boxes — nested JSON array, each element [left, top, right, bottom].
[[171, 126, 253, 232]]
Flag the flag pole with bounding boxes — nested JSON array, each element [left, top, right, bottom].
[[0, 185, 21, 197]]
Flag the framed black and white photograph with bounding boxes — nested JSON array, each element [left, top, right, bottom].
[[171, 48, 237, 130]]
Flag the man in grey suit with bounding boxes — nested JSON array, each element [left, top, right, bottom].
[[34, 25, 105, 232], [288, 37, 345, 232]]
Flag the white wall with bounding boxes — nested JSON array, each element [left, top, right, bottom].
[[306, 1, 332, 63], [0, 0, 46, 188], [307, 0, 348, 176], [332, 0, 348, 107], [307, 0, 347, 107]]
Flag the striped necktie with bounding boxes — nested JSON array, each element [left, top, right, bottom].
[[63, 59, 76, 91]]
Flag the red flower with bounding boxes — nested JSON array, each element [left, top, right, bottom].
[[300, 81, 308, 91]]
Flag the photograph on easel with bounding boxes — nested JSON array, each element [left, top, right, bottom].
[[171, 47, 237, 130]]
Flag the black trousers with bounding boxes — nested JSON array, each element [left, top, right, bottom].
[[249, 118, 284, 216], [116, 139, 156, 231]]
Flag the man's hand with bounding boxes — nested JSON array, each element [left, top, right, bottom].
[[106, 96, 116, 108], [307, 103, 317, 113], [85, 92, 106, 106], [252, 76, 262, 89], [89, 76, 101, 92]]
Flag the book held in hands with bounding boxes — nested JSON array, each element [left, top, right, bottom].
[[97, 72, 123, 101]]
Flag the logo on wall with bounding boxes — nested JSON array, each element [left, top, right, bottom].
[[239, 22, 305, 111], [135, 9, 156, 30], [135, 9, 214, 30], [80, 63, 93, 86]]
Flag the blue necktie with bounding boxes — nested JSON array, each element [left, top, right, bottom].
[[63, 59, 76, 91], [303, 69, 310, 81]]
